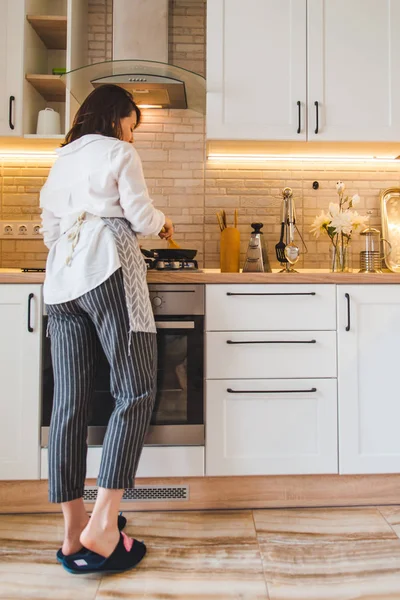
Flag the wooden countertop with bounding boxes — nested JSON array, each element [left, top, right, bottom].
[[2, 268, 400, 284]]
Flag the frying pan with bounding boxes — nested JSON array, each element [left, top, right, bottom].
[[141, 248, 197, 261]]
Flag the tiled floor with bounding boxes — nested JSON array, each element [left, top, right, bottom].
[[2, 506, 400, 599]]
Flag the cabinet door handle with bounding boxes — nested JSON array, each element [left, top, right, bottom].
[[345, 293, 351, 331], [314, 101, 319, 134], [226, 292, 316, 297], [9, 96, 15, 130], [227, 388, 317, 394], [226, 339, 316, 345], [27, 293, 34, 332], [297, 100, 301, 134]]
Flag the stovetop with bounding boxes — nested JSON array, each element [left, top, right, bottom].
[[145, 259, 199, 271], [21, 262, 200, 273]]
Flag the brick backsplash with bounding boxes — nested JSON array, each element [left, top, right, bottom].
[[0, 161, 52, 268], [88, 0, 113, 64], [205, 162, 400, 270], [169, 0, 206, 78], [2, 156, 398, 270], [1, 0, 399, 271]]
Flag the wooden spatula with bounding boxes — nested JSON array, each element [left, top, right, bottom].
[[161, 226, 181, 249], [168, 237, 181, 249]]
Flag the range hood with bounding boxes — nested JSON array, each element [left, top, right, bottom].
[[62, 0, 205, 113]]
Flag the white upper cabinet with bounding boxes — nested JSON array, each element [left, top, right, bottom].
[[0, 285, 42, 480], [0, 0, 24, 136], [0, 0, 88, 137], [308, 0, 400, 141], [207, 0, 400, 142], [338, 285, 400, 474], [207, 0, 307, 140]]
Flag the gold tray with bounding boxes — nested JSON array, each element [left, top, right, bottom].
[[380, 187, 400, 272]]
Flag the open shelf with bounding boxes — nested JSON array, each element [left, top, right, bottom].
[[25, 74, 66, 102], [26, 15, 67, 50]]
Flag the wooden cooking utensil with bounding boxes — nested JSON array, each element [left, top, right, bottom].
[[161, 226, 181, 249], [167, 237, 181, 249], [216, 212, 224, 231]]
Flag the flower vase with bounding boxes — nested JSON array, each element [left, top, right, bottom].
[[330, 240, 352, 272]]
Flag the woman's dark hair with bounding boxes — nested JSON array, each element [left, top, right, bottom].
[[63, 84, 141, 145]]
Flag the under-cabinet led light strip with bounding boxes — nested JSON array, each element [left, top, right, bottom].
[[207, 153, 400, 163], [0, 152, 57, 160]]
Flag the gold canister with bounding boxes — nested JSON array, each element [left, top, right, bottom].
[[220, 227, 240, 272]]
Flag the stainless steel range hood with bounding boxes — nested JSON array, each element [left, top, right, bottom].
[[62, 0, 205, 113], [92, 74, 187, 110]]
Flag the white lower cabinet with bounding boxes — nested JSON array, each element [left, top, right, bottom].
[[205, 284, 338, 477], [338, 285, 400, 474], [206, 379, 337, 476], [0, 285, 42, 480]]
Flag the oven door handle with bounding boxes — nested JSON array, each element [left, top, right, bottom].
[[155, 321, 195, 329]]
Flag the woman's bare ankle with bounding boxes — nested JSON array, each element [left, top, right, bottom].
[[62, 515, 89, 556], [80, 488, 125, 557], [80, 522, 119, 558]]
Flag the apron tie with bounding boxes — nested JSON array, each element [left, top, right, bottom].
[[66, 211, 86, 266]]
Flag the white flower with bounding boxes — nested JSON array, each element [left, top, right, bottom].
[[309, 181, 366, 243], [336, 181, 346, 193], [328, 202, 340, 217], [351, 211, 368, 230], [330, 211, 353, 235], [310, 211, 331, 237]]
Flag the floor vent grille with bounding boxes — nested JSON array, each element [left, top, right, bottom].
[[83, 485, 189, 503]]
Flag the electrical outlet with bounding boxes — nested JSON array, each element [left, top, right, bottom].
[[0, 221, 43, 240]]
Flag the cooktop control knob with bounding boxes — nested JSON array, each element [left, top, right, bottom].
[[152, 296, 162, 307]]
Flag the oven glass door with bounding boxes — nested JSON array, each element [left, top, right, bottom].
[[149, 315, 204, 444], [41, 315, 204, 446]]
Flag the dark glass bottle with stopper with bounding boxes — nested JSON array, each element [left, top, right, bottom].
[[243, 222, 272, 272]]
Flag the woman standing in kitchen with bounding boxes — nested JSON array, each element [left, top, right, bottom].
[[40, 84, 173, 575]]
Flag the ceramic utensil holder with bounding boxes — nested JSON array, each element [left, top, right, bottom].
[[220, 227, 240, 272]]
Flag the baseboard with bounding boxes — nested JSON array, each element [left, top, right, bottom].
[[1, 474, 400, 514]]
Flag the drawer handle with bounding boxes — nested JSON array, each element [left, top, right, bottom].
[[226, 339, 316, 345], [227, 388, 317, 394], [226, 292, 316, 297]]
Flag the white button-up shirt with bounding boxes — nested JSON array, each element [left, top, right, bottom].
[[40, 134, 165, 305]]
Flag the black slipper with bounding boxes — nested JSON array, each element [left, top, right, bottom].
[[62, 532, 146, 574], [56, 513, 127, 563]]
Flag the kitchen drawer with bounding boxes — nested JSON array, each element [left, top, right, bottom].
[[206, 331, 337, 379], [206, 378, 338, 476], [206, 284, 336, 331]]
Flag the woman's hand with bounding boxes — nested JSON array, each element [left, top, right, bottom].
[[159, 217, 174, 240]]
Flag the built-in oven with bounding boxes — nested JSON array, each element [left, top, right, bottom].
[[41, 284, 204, 447]]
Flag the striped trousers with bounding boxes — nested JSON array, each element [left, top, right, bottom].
[[46, 268, 157, 503]]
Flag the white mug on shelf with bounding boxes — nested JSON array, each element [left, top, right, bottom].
[[36, 108, 61, 135]]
